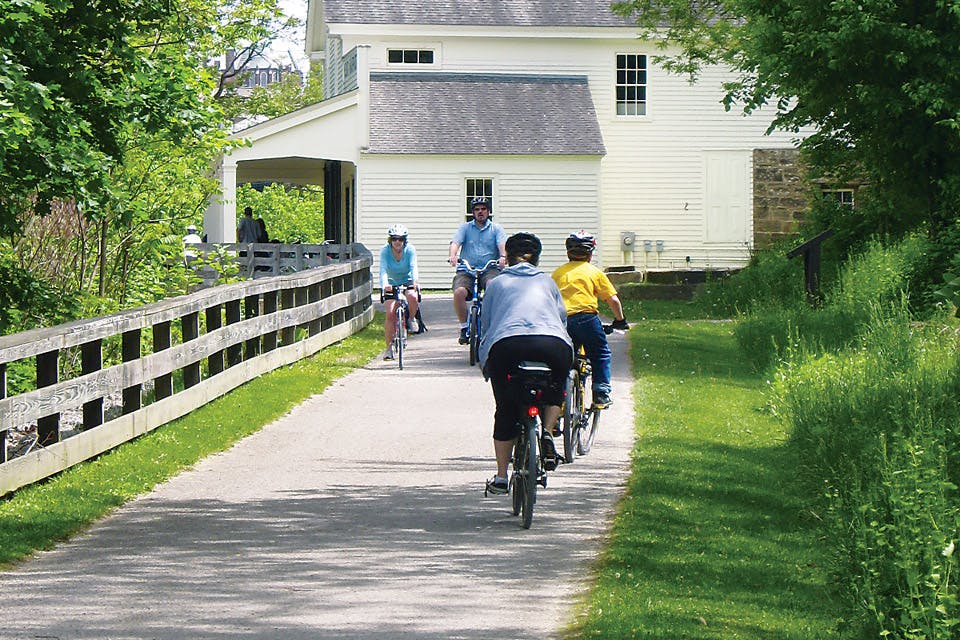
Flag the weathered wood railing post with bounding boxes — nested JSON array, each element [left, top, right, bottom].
[[243, 295, 260, 359], [280, 289, 296, 345], [262, 292, 279, 352], [225, 300, 242, 367], [122, 329, 142, 414], [205, 304, 224, 375], [153, 323, 173, 400], [81, 339, 104, 429], [182, 312, 201, 388], [36, 350, 59, 445], [0, 363, 6, 463]]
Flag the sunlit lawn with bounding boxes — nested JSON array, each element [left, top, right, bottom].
[[567, 303, 839, 638]]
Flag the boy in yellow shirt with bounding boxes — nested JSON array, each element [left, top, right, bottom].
[[551, 230, 628, 407]]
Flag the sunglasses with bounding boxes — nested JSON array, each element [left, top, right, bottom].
[[389, 236, 405, 241]]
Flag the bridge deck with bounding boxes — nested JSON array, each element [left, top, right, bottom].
[[0, 294, 636, 639]]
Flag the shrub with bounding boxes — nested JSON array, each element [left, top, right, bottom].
[[769, 310, 960, 638]]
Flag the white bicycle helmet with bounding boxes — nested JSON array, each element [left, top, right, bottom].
[[387, 224, 408, 240]]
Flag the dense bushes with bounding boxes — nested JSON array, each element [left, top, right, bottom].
[[707, 238, 960, 638]]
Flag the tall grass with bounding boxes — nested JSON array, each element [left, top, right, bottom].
[[768, 308, 960, 638], [711, 237, 960, 637]]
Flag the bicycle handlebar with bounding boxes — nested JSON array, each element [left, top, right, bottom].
[[457, 258, 500, 274]]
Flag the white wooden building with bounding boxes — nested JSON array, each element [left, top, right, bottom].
[[204, 0, 804, 287]]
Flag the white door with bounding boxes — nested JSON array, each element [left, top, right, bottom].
[[703, 151, 750, 244]]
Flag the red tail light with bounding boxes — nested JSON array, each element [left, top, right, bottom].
[[527, 406, 540, 418]]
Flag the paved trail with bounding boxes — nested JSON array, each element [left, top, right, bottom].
[[0, 295, 635, 640]]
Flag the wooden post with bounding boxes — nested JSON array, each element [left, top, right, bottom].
[[182, 312, 201, 388], [280, 289, 296, 345], [243, 295, 260, 359], [786, 229, 835, 307], [153, 322, 173, 400], [206, 304, 224, 375], [81, 339, 104, 429], [225, 299, 243, 367], [36, 350, 59, 445], [262, 291, 279, 352], [122, 329, 142, 414], [307, 283, 321, 336], [0, 363, 6, 463]]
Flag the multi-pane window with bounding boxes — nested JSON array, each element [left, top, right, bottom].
[[387, 49, 435, 64], [616, 54, 647, 116], [822, 188, 855, 207], [466, 178, 493, 218]]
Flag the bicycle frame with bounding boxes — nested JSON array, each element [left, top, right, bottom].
[[507, 360, 553, 529], [458, 259, 499, 366], [381, 285, 412, 370]]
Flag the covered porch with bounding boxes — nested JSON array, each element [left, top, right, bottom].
[[204, 90, 364, 245]]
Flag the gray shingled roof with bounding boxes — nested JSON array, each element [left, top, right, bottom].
[[367, 73, 606, 156], [324, 0, 636, 27]]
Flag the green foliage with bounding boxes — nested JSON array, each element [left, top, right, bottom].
[[221, 64, 324, 121], [729, 238, 913, 369], [237, 183, 324, 244], [768, 310, 960, 638], [695, 244, 808, 316], [613, 0, 960, 238], [0, 250, 79, 334]]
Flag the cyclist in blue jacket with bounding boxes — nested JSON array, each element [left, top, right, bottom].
[[478, 232, 573, 495], [379, 224, 419, 360]]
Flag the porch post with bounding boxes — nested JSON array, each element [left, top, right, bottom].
[[203, 159, 238, 242]]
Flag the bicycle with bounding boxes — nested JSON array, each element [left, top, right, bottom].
[[457, 258, 499, 366], [380, 285, 415, 370], [562, 343, 607, 459], [485, 360, 554, 529]]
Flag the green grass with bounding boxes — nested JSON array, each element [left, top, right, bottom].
[[567, 315, 840, 638], [0, 319, 384, 568]]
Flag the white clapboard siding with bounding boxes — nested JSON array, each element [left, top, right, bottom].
[[322, 27, 807, 272], [359, 155, 601, 287]]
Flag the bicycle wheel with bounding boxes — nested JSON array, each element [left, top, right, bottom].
[[521, 421, 538, 529], [511, 438, 523, 516], [468, 305, 480, 366], [577, 386, 601, 456], [561, 371, 578, 464], [395, 307, 406, 370]]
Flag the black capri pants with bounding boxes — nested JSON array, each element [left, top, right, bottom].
[[485, 335, 573, 441]]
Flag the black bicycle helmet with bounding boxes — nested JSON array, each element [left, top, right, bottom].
[[565, 229, 596, 255], [470, 196, 490, 210], [505, 232, 542, 266]]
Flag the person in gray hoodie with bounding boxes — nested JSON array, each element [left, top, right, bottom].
[[478, 232, 573, 495]]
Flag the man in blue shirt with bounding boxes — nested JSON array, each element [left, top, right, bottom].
[[447, 197, 507, 344]]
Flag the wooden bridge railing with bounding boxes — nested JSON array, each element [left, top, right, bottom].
[[186, 241, 364, 285], [0, 244, 373, 496]]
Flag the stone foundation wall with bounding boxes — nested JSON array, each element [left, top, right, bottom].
[[753, 149, 810, 249]]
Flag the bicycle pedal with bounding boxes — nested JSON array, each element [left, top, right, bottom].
[[538, 474, 548, 488]]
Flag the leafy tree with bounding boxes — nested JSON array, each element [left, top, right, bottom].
[[237, 183, 324, 244], [612, 0, 960, 240], [221, 64, 325, 122]]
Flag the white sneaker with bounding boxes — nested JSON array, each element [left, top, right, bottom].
[[384, 346, 395, 360]]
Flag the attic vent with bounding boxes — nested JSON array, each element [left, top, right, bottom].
[[387, 49, 434, 64]]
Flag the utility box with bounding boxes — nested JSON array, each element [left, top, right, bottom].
[[620, 231, 636, 251]]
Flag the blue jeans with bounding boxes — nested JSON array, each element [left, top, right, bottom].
[[566, 313, 611, 395]]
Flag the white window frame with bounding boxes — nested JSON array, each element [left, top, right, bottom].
[[615, 53, 648, 118], [822, 188, 855, 208]]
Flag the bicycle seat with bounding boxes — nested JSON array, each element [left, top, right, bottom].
[[516, 361, 551, 375]]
